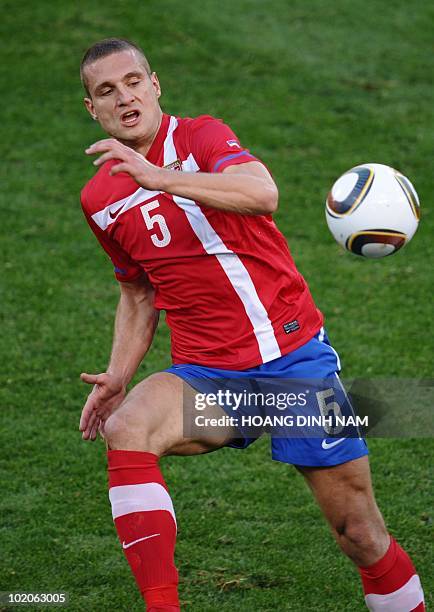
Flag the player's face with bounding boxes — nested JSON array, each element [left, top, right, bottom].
[[83, 50, 162, 148]]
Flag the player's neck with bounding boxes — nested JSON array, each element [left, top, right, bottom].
[[119, 111, 163, 157]]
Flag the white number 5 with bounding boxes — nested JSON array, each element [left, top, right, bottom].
[[140, 200, 171, 247]]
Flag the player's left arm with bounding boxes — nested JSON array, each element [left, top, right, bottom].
[[162, 160, 279, 215], [86, 139, 278, 215]]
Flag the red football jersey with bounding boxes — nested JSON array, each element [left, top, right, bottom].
[[81, 113, 323, 369]]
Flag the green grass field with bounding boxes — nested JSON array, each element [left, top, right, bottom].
[[1, 1, 433, 610]]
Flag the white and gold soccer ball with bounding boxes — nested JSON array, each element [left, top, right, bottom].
[[325, 163, 420, 258]]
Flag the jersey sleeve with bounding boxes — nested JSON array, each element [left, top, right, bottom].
[[81, 195, 143, 283], [189, 116, 262, 174]]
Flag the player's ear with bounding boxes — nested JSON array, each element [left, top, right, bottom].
[[84, 97, 98, 121], [150, 72, 161, 99]]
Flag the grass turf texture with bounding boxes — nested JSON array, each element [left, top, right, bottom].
[[1, 1, 433, 610]]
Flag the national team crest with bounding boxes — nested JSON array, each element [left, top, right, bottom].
[[164, 159, 182, 171]]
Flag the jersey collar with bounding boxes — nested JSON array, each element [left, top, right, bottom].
[[146, 113, 171, 165]]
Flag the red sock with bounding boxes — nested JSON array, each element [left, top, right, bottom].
[[358, 536, 424, 611], [108, 450, 179, 610]]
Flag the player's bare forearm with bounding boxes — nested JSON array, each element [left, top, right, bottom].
[[78, 274, 159, 441], [86, 139, 278, 215], [157, 162, 278, 215], [108, 275, 159, 387]]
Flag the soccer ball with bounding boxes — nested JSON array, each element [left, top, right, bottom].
[[325, 163, 420, 258]]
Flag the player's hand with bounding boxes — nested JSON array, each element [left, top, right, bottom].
[[79, 372, 126, 441], [85, 139, 164, 190]]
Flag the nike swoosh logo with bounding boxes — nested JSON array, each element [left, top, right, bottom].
[[321, 438, 347, 450], [122, 533, 160, 549], [122, 533, 161, 550], [109, 204, 125, 220]]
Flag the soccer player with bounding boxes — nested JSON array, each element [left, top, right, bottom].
[[78, 38, 425, 611]]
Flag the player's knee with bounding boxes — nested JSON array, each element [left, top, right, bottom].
[[103, 412, 132, 450], [335, 511, 388, 564], [338, 517, 375, 547], [103, 410, 153, 451], [103, 397, 176, 454]]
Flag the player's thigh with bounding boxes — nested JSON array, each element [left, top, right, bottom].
[[297, 456, 384, 534], [104, 371, 237, 455]]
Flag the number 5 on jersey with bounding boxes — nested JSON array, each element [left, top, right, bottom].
[[140, 200, 172, 247]]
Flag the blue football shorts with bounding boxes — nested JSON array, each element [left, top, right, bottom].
[[165, 328, 368, 467]]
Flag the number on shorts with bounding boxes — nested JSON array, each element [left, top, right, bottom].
[[315, 388, 344, 435]]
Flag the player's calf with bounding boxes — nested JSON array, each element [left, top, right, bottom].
[[104, 372, 234, 610], [102, 374, 184, 610], [108, 449, 179, 610], [299, 457, 425, 611]]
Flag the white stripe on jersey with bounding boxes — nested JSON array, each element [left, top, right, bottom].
[[182, 153, 200, 173], [91, 186, 161, 230], [163, 117, 282, 363], [164, 115, 179, 165]]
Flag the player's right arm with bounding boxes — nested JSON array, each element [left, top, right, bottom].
[[79, 273, 159, 441], [79, 186, 159, 441]]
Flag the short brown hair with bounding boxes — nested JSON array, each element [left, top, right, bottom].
[[80, 38, 152, 96]]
